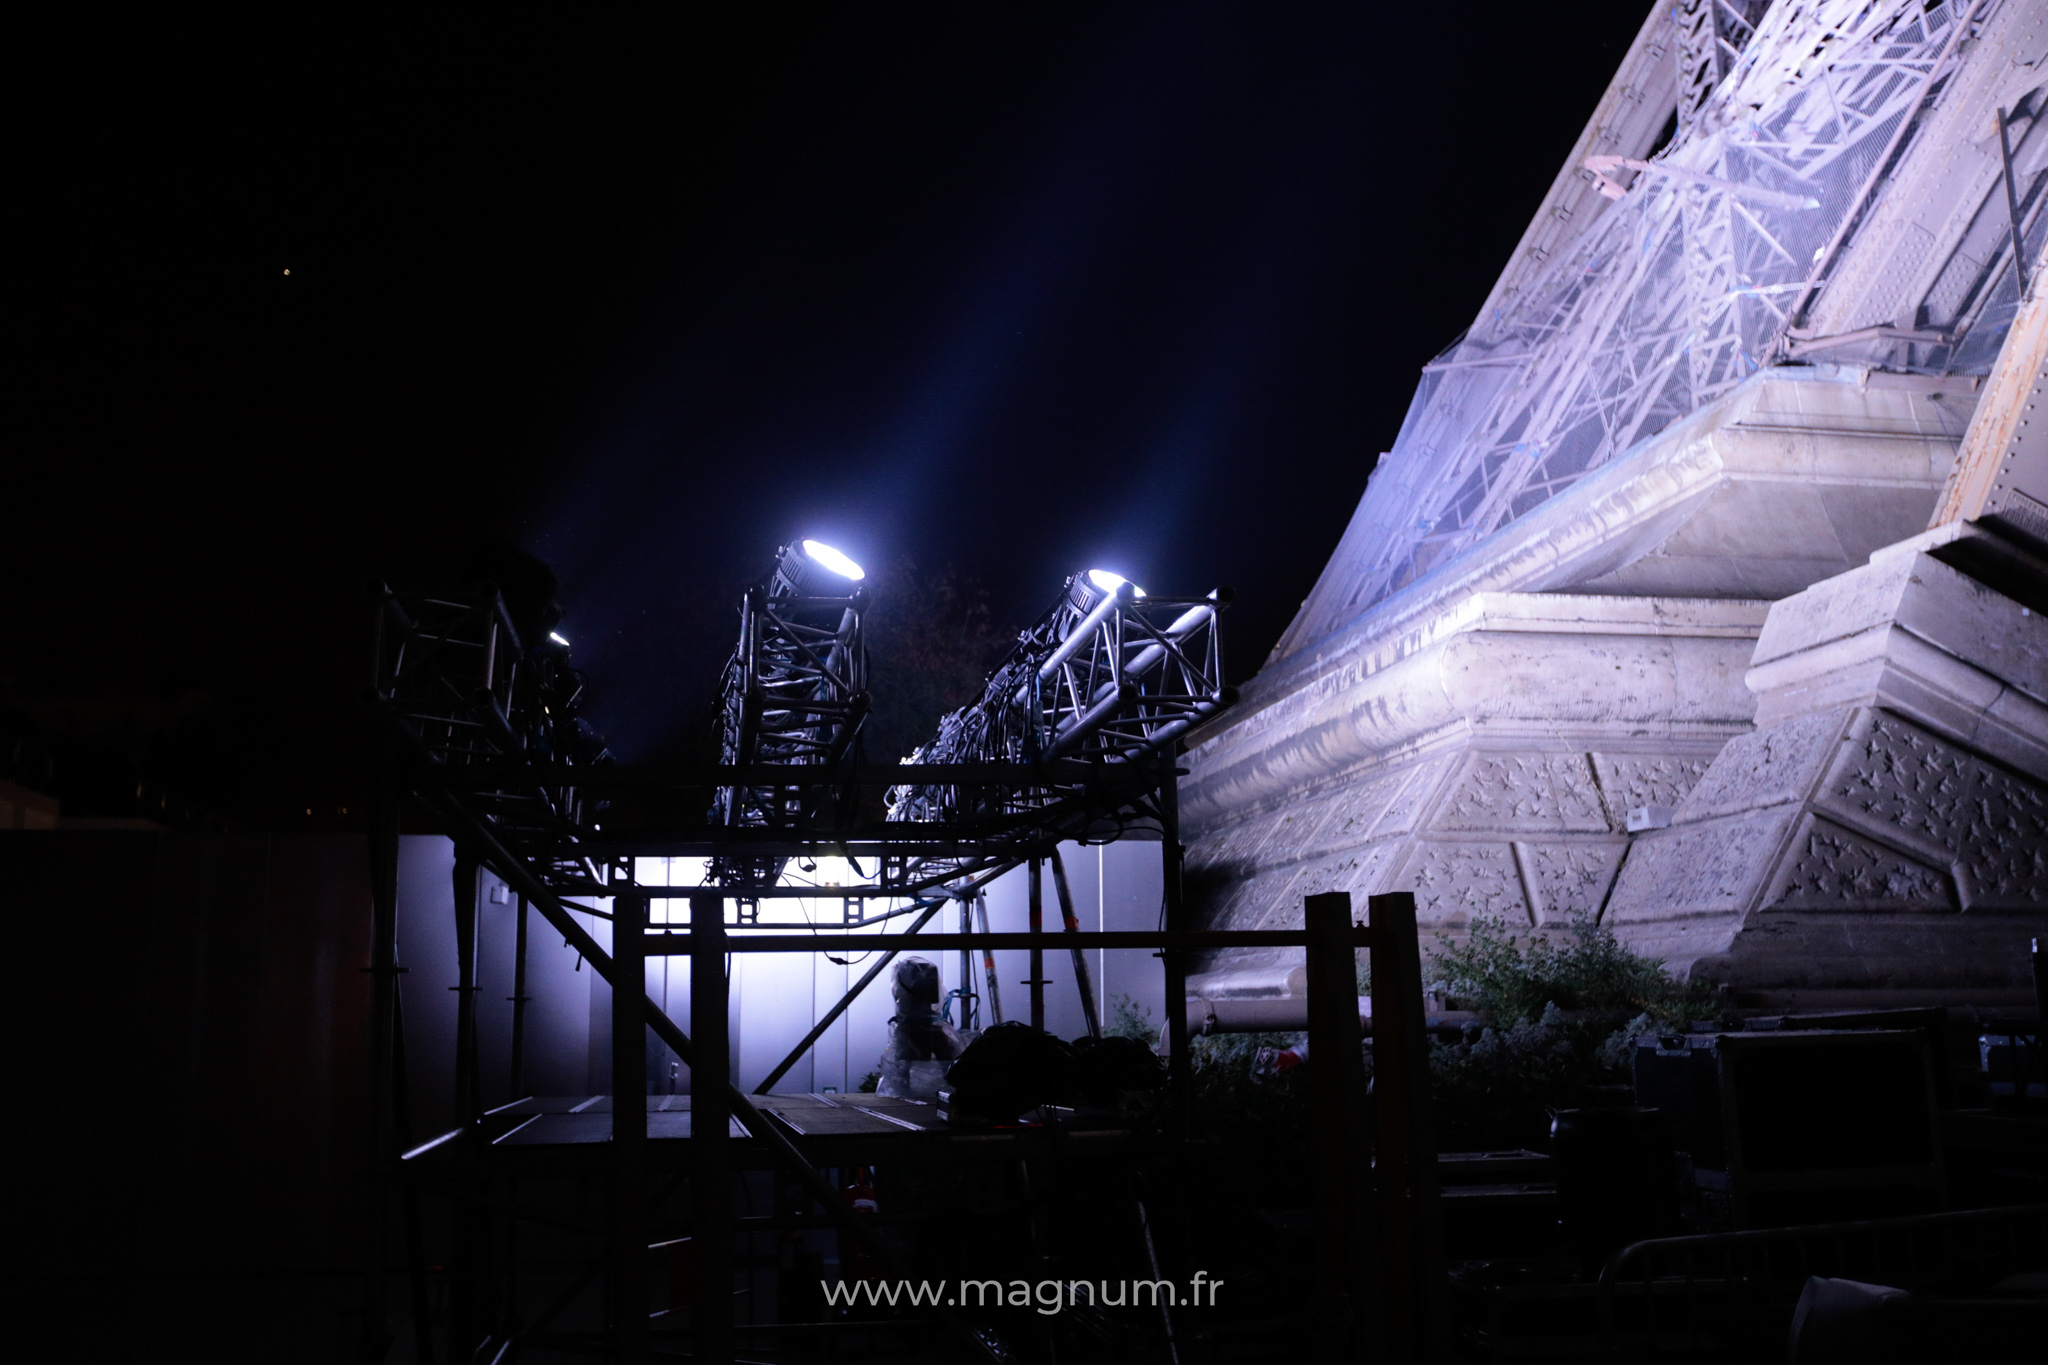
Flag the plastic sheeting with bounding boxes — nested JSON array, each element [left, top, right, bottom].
[[1278, 0, 2044, 661]]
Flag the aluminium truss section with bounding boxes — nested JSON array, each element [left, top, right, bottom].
[[709, 542, 871, 885], [1279, 0, 2025, 658], [884, 573, 1230, 878], [371, 584, 610, 886]]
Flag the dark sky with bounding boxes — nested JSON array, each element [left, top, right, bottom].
[[11, 5, 1653, 824]]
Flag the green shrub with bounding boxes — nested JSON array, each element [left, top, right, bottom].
[[1429, 914, 1711, 1025], [1422, 915, 1716, 1149], [1106, 993, 1158, 1045]]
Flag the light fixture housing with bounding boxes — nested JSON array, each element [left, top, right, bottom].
[[801, 539, 865, 581], [1087, 568, 1144, 598]]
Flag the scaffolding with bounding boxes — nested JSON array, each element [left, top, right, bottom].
[[360, 576, 1443, 1361], [1279, 0, 2047, 659]]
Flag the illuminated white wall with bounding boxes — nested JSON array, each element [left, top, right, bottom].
[[394, 835, 1172, 1104], [625, 841, 1170, 1096], [395, 836, 597, 1130]]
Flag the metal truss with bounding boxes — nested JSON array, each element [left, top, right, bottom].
[[708, 542, 870, 885], [358, 569, 1251, 1359], [884, 573, 1231, 882], [368, 575, 1223, 911], [370, 583, 611, 888], [1281, 0, 2043, 656]]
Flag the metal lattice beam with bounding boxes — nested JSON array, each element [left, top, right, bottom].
[[1278, 0, 2036, 661]]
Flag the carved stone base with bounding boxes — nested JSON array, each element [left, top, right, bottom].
[[1181, 594, 1764, 982], [1603, 531, 2048, 1009], [1182, 367, 1972, 995]]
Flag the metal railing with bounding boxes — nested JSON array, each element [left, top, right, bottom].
[[1596, 1203, 2048, 1361]]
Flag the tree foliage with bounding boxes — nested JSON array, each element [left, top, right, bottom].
[[1423, 915, 1718, 1149], [861, 556, 1012, 767]]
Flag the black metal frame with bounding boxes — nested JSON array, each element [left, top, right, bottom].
[[710, 541, 871, 886], [359, 580, 1439, 1363], [1597, 1202, 2048, 1361]]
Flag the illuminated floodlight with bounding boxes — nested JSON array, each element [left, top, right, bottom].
[[1087, 568, 1144, 597], [801, 539, 865, 581], [548, 631, 570, 646]]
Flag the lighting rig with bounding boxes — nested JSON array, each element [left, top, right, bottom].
[[884, 568, 1233, 886], [355, 551, 1453, 1365], [369, 581, 611, 890], [708, 539, 870, 886]]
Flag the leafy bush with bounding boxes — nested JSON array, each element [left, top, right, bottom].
[[1429, 914, 1711, 1026], [1422, 915, 1716, 1149], [1106, 993, 1158, 1045]]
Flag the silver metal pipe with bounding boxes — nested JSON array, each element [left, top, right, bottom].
[[1022, 579, 1131, 698], [1045, 683, 1133, 759]]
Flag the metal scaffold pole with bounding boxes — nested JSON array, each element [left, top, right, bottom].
[[508, 893, 530, 1098], [690, 891, 733, 1364], [1050, 846, 1101, 1040], [1028, 855, 1046, 1030], [1159, 748, 1191, 1147], [611, 887, 649, 1364], [358, 743, 401, 1365]]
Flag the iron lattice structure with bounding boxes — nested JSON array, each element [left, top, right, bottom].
[[370, 584, 611, 887], [885, 574, 1231, 836], [709, 542, 870, 884], [1280, 0, 2047, 658]]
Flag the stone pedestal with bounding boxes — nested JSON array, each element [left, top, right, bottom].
[[1604, 527, 2048, 1010], [1182, 367, 1972, 994], [1183, 593, 1766, 984]]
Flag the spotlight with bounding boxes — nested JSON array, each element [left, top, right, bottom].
[[801, 540, 865, 581], [1087, 568, 1145, 598], [548, 631, 570, 646]]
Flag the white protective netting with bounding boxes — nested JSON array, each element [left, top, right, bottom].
[[1279, 0, 2044, 659]]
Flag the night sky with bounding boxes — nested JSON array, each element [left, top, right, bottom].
[[11, 5, 1654, 826]]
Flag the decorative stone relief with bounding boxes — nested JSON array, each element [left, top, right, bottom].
[[1191, 866, 1270, 934], [1244, 804, 1322, 867], [1285, 857, 1361, 912], [1397, 840, 1529, 929], [1350, 842, 1401, 901], [1817, 711, 2048, 908], [1591, 753, 1714, 821], [1435, 753, 1609, 833], [1370, 756, 1456, 840], [1764, 813, 1957, 912], [1605, 809, 1801, 922], [1182, 824, 1231, 875], [1520, 841, 1626, 923], [1297, 769, 1410, 857], [1197, 807, 1290, 873], [1677, 708, 1851, 823], [1238, 866, 1306, 931], [1291, 844, 1398, 905]]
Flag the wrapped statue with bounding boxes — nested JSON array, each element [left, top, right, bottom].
[[874, 956, 963, 1098]]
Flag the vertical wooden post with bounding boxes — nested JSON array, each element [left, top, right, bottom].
[[1305, 892, 1367, 1360], [690, 891, 733, 1364], [1368, 891, 1445, 1362], [611, 888, 649, 1365]]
